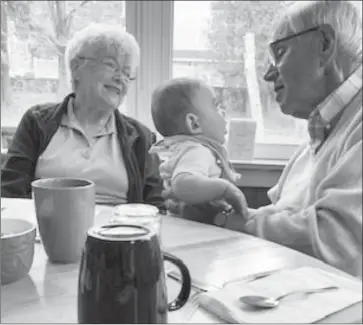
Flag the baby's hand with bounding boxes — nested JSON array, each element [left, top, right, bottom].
[[223, 183, 249, 219]]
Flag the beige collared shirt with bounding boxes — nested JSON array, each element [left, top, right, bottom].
[[308, 65, 362, 152], [35, 98, 129, 205], [312, 65, 362, 131], [317, 65, 362, 124]]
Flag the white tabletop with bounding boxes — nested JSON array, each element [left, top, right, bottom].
[[1, 198, 362, 323]]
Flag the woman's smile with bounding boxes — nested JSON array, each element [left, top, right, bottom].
[[104, 84, 122, 95]]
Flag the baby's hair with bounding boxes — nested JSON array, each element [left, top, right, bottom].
[[151, 77, 206, 137]]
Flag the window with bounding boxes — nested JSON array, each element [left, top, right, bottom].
[[172, 1, 308, 160], [1, 1, 126, 131], [2, 0, 307, 161]]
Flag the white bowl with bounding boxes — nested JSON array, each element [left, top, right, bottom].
[[1, 218, 36, 285]]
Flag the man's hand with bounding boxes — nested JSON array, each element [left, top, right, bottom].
[[223, 183, 249, 218]]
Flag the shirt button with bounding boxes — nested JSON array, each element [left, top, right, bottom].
[[326, 123, 332, 129]]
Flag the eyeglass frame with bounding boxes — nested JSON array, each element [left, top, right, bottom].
[[79, 56, 137, 82], [268, 26, 321, 66]]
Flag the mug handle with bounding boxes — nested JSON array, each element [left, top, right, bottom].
[[163, 252, 191, 311]]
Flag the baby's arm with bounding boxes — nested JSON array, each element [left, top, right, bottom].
[[171, 146, 248, 217]]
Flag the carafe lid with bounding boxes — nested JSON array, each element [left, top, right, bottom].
[[88, 224, 153, 241], [113, 204, 159, 217]]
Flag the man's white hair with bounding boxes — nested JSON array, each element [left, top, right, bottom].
[[64, 23, 140, 90], [282, 1, 362, 77]]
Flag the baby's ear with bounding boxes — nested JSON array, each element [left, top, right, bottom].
[[185, 113, 201, 134]]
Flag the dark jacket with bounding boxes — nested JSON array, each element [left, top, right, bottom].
[[1, 93, 164, 208]]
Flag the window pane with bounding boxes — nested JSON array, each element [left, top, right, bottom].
[[1, 1, 126, 128], [172, 1, 308, 146]]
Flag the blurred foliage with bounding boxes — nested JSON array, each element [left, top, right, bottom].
[[3, 1, 125, 57], [206, 1, 288, 116]]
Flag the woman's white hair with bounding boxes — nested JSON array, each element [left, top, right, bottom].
[[64, 23, 140, 90], [280, 1, 362, 77]]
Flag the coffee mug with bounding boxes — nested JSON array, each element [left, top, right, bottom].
[[78, 224, 191, 323], [31, 178, 95, 263]]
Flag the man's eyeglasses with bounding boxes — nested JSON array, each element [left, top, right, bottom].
[[80, 56, 136, 81], [268, 26, 320, 66]]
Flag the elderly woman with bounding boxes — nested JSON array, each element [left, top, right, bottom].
[[1, 23, 163, 208], [242, 0, 362, 278]]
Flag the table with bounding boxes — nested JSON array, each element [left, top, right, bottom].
[[1, 198, 362, 323]]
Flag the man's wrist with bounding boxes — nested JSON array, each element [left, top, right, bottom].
[[214, 207, 233, 227]]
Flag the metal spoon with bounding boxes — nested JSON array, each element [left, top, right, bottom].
[[239, 285, 338, 309]]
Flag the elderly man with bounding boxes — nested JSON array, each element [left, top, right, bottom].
[[243, 0, 362, 278]]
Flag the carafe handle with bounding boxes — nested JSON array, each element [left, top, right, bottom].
[[163, 252, 191, 311]]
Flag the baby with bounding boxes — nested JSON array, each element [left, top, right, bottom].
[[150, 77, 249, 229]]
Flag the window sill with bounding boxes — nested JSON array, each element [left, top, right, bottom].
[[0, 146, 284, 188], [232, 159, 287, 171], [232, 159, 286, 188]]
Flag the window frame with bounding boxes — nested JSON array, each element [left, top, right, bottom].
[[1, 1, 300, 161]]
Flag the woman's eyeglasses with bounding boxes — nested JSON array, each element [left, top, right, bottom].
[[80, 56, 136, 81]]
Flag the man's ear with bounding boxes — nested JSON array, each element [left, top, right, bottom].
[[185, 113, 202, 134], [318, 24, 337, 67]]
